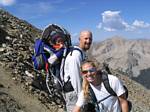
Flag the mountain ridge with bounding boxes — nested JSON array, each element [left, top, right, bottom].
[[90, 36, 150, 89]]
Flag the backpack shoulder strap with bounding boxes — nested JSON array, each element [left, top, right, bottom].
[[102, 71, 117, 96], [89, 86, 100, 111], [69, 46, 84, 61], [89, 84, 111, 111], [89, 86, 97, 103], [34, 39, 43, 55]]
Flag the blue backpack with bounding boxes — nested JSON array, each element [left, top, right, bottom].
[[32, 24, 71, 71], [32, 39, 48, 70]]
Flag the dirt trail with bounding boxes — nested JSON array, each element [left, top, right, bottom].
[[0, 65, 63, 112]]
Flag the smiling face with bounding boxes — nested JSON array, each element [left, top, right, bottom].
[[81, 63, 97, 83], [79, 31, 92, 51]]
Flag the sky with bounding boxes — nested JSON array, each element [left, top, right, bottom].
[[0, 0, 150, 43]]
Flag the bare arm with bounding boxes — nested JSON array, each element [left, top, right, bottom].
[[118, 93, 129, 112], [73, 105, 81, 112]]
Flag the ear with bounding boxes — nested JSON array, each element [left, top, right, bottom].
[[79, 37, 81, 41]]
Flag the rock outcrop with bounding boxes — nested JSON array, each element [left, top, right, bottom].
[[0, 8, 43, 77], [91, 36, 150, 89], [0, 8, 41, 41]]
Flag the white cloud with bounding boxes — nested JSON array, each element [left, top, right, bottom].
[[103, 27, 116, 32], [97, 10, 150, 32], [100, 10, 128, 31], [20, 2, 54, 14], [13, 1, 77, 20], [132, 20, 150, 28], [14, 2, 55, 20], [0, 0, 15, 6], [96, 23, 102, 29]]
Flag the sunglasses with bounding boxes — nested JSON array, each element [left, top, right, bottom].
[[81, 68, 97, 74]]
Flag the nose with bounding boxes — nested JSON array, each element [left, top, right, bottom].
[[87, 38, 92, 44]]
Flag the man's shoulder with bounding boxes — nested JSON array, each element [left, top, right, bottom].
[[68, 46, 83, 57], [71, 46, 83, 52]]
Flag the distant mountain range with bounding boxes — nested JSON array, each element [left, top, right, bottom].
[[90, 36, 150, 89]]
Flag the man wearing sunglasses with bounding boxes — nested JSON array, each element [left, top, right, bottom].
[[64, 30, 93, 112]]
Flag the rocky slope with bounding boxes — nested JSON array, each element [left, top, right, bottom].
[[0, 8, 63, 112], [0, 8, 150, 112], [0, 8, 41, 43], [111, 70, 150, 112], [0, 66, 63, 112]]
